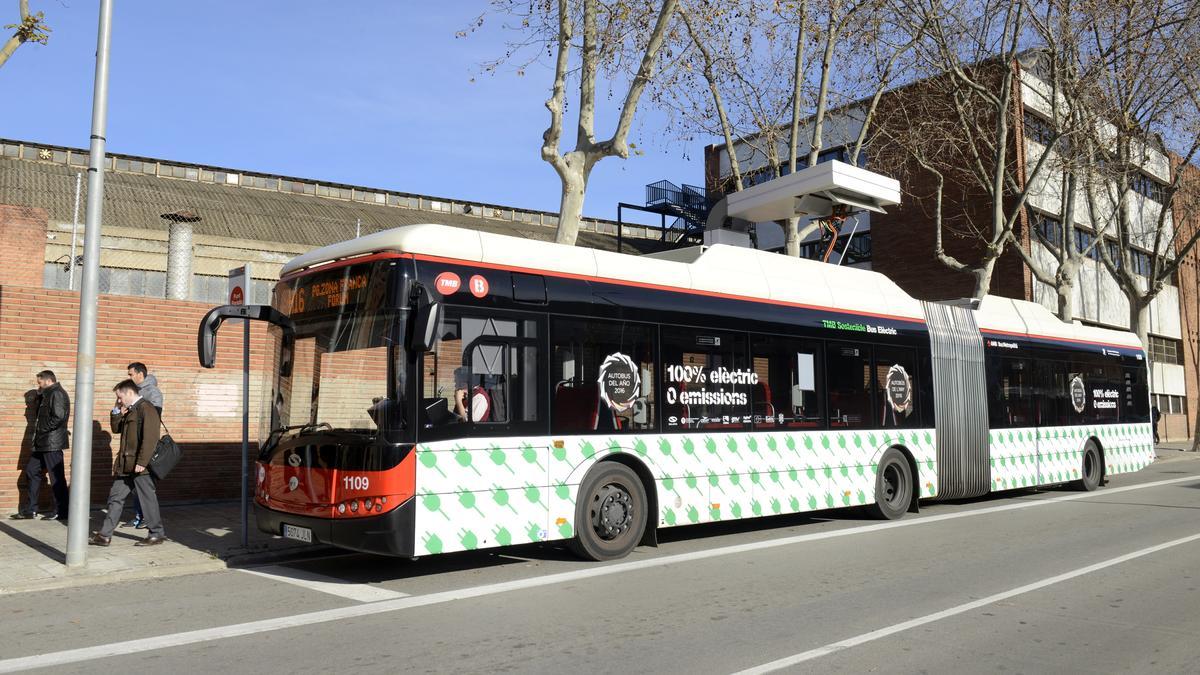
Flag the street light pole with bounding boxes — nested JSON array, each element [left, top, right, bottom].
[[66, 0, 115, 568]]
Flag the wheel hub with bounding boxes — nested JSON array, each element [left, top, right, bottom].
[[882, 465, 901, 504], [593, 484, 633, 540]]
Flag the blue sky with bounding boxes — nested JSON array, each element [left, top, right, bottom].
[[0, 1, 704, 223]]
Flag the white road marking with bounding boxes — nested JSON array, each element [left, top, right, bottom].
[[733, 531, 1200, 674], [238, 565, 408, 603], [0, 473, 1195, 673]]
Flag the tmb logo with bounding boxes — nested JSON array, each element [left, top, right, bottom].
[[434, 272, 461, 295]]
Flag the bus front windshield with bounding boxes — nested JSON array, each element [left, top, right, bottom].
[[266, 261, 405, 444]]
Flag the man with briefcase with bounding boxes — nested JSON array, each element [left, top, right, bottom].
[[89, 379, 167, 547]]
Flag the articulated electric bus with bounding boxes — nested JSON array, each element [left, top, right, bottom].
[[199, 224, 1155, 561]]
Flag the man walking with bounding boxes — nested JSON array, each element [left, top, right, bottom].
[[10, 371, 70, 521], [89, 379, 165, 546], [127, 362, 163, 413], [125, 362, 163, 529]]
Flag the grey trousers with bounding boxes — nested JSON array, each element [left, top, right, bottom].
[[99, 474, 164, 538]]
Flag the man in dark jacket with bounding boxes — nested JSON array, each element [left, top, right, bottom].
[[89, 379, 165, 546], [11, 371, 70, 521]]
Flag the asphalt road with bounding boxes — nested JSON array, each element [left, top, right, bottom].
[[3, 455, 1200, 674]]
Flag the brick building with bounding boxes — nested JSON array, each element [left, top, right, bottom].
[[704, 63, 1197, 443], [0, 140, 651, 513]]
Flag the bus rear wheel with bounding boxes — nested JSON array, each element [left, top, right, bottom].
[[869, 449, 913, 520], [1075, 441, 1102, 492], [570, 462, 648, 562]]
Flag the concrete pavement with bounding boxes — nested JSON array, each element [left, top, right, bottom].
[[0, 500, 323, 595]]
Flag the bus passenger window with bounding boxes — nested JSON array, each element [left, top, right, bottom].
[[661, 327, 751, 431], [873, 346, 919, 428], [751, 335, 823, 429], [825, 343, 872, 429], [551, 319, 655, 434], [988, 358, 1033, 428], [419, 311, 543, 438]]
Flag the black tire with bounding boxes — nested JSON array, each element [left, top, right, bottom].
[[1075, 441, 1102, 492], [869, 449, 913, 520], [569, 462, 648, 561]]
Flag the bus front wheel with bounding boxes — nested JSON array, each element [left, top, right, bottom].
[[570, 462, 648, 561], [1075, 441, 1102, 492], [869, 449, 913, 520]]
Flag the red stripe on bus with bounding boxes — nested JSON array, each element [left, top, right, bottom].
[[408, 252, 928, 326], [980, 328, 1141, 351]]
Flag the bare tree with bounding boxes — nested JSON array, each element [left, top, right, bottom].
[[875, 0, 1060, 299], [660, 0, 917, 256], [1, 0, 50, 70], [488, 0, 678, 245]]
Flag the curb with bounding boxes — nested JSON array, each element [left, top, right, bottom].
[[0, 558, 227, 596], [0, 544, 334, 596]]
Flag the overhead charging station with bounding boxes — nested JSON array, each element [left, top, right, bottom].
[[704, 160, 902, 261]]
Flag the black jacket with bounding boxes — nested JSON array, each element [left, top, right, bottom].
[[33, 383, 70, 451]]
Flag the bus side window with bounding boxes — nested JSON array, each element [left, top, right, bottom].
[[994, 358, 1033, 428], [872, 346, 918, 428], [751, 334, 824, 429], [550, 318, 656, 434], [825, 343, 872, 429]]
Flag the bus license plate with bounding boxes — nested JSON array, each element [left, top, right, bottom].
[[282, 524, 312, 543]]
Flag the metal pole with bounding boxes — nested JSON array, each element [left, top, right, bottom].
[[355, 217, 361, 238], [241, 318, 250, 549], [68, 172, 82, 290], [66, 0, 114, 568]]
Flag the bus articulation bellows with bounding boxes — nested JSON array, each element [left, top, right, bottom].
[[198, 224, 1155, 560]]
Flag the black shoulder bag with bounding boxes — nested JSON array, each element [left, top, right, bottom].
[[149, 419, 183, 480]]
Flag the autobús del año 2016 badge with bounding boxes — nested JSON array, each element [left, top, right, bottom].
[[598, 352, 640, 412], [885, 364, 913, 414], [1070, 375, 1087, 413]]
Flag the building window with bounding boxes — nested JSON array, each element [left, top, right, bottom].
[[1073, 227, 1100, 260], [1148, 336, 1182, 365], [1023, 111, 1057, 146], [1131, 172, 1166, 204], [1033, 213, 1062, 248], [1153, 394, 1187, 416], [1130, 249, 1153, 277]]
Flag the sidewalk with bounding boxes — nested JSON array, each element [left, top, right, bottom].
[[0, 501, 327, 595]]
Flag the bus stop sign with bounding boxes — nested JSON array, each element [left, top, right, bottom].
[[228, 264, 251, 306]]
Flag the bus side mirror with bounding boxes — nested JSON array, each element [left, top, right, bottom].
[[198, 304, 296, 376], [411, 301, 443, 353]]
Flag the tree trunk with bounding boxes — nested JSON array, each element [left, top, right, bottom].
[[783, 217, 800, 256], [1128, 299, 1151, 350], [1054, 258, 1079, 322], [971, 258, 997, 300], [555, 165, 588, 245], [1192, 403, 1200, 452], [1055, 279, 1075, 323]]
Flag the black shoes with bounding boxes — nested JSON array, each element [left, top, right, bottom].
[[9, 513, 34, 520], [41, 513, 67, 521], [88, 532, 111, 546], [135, 536, 165, 547]]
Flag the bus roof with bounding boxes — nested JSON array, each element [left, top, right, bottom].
[[280, 223, 1143, 351]]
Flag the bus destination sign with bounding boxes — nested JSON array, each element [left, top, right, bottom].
[[289, 269, 373, 315]]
